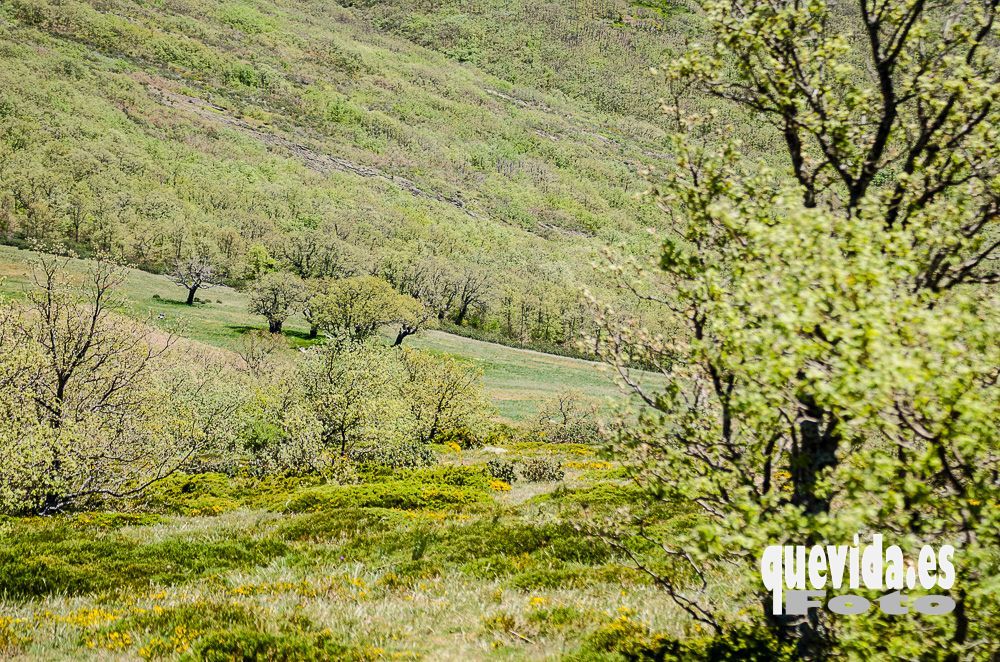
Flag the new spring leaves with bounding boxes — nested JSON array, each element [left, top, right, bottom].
[[761, 535, 955, 616]]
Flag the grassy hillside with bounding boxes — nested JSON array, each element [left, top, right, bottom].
[[0, 0, 725, 353], [0, 0, 995, 658]]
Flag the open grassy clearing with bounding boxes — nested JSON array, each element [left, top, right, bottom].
[[0, 245, 653, 421]]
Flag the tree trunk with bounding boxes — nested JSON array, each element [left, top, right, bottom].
[[268, 319, 283, 334], [791, 393, 839, 515], [773, 389, 839, 658], [308, 324, 318, 339], [454, 301, 470, 325], [393, 326, 415, 347], [185, 285, 198, 305]]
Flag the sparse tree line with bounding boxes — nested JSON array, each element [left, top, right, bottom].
[[0, 185, 611, 353], [0, 255, 601, 516]]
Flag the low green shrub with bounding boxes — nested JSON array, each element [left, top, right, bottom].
[[509, 563, 642, 590], [584, 610, 676, 660], [581, 616, 794, 662], [71, 512, 163, 530], [0, 524, 288, 598], [525, 604, 594, 635], [349, 442, 434, 469], [532, 483, 646, 508], [530, 391, 603, 445], [435, 425, 482, 449], [376, 558, 441, 590], [141, 473, 240, 516], [108, 600, 258, 638], [483, 422, 518, 447], [277, 508, 409, 542], [0, 616, 30, 656], [685, 624, 796, 661], [405, 466, 492, 490], [482, 611, 520, 636], [438, 521, 612, 566], [281, 480, 489, 513], [237, 474, 327, 509], [185, 628, 371, 661], [519, 458, 565, 482], [486, 459, 517, 484]]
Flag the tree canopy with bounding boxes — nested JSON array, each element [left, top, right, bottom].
[[600, 1, 1000, 657]]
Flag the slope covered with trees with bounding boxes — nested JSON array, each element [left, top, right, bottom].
[[0, 0, 720, 354]]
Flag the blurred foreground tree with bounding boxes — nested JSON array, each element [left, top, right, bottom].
[[598, 1, 1000, 658]]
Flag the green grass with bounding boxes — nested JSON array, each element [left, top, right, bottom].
[[0, 245, 654, 420], [408, 331, 633, 420], [0, 445, 732, 660], [0, 246, 281, 349]]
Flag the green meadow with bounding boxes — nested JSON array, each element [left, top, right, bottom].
[[0, 245, 643, 421]]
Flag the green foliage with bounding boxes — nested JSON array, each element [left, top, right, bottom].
[[0, 458, 681, 657], [525, 604, 593, 635], [0, 520, 287, 598], [434, 425, 483, 449], [216, 3, 275, 35], [248, 272, 306, 334], [508, 563, 640, 591], [483, 421, 518, 446], [349, 442, 434, 469], [109, 600, 259, 637], [70, 512, 163, 530], [143, 473, 241, 516], [314, 275, 425, 342], [276, 507, 409, 543], [530, 390, 602, 444], [584, 609, 676, 660], [280, 480, 490, 513], [0, 257, 235, 515], [299, 339, 409, 456], [684, 624, 797, 662], [486, 458, 517, 484], [0, 0, 675, 355], [405, 465, 493, 490], [518, 457, 565, 483], [601, 0, 1000, 657], [376, 558, 442, 591], [437, 520, 612, 567], [397, 348, 493, 444], [533, 483, 648, 509], [186, 628, 364, 662], [582, 615, 794, 661]]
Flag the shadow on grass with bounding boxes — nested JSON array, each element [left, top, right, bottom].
[[225, 325, 321, 347], [227, 325, 265, 336], [151, 296, 207, 307], [284, 329, 319, 342]]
